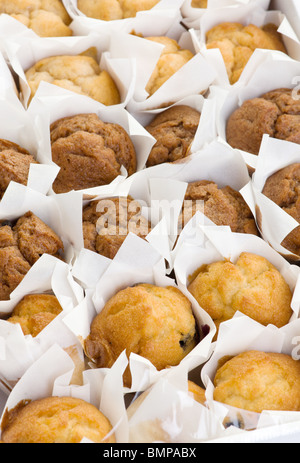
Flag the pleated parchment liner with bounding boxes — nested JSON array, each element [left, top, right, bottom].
[[65, 0, 185, 36], [241, 135, 300, 262], [2, 28, 136, 109], [213, 53, 300, 171]]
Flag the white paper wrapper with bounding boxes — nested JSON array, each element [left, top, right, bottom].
[[193, 6, 300, 89], [201, 315, 300, 437], [241, 135, 300, 261], [0, 343, 129, 442], [173, 218, 300, 336], [64, 0, 185, 36], [214, 54, 300, 170], [181, 0, 271, 28], [63, 233, 215, 394], [109, 29, 217, 112], [126, 363, 225, 443], [0, 255, 84, 391], [2, 31, 136, 109]]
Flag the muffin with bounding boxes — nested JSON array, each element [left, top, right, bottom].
[[191, 0, 207, 7], [188, 252, 293, 331], [0, 0, 72, 37], [84, 283, 199, 387], [7, 294, 63, 337], [0, 212, 64, 300], [77, 0, 160, 21], [179, 180, 259, 235], [25, 52, 120, 106], [0, 139, 38, 198], [145, 36, 194, 96], [206, 23, 287, 84], [262, 162, 300, 256], [145, 105, 201, 167], [82, 196, 151, 259], [226, 88, 300, 155], [213, 351, 300, 413], [50, 113, 137, 194], [188, 380, 206, 405], [1, 396, 116, 443]]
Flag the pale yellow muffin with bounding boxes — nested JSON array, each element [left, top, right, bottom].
[[0, 0, 72, 37], [214, 351, 300, 413], [77, 0, 160, 21], [1, 396, 116, 443], [206, 22, 287, 84], [7, 294, 63, 337], [25, 53, 120, 106], [84, 284, 198, 387], [145, 36, 194, 96], [188, 252, 293, 331]]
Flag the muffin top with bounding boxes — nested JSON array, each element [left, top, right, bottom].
[[1, 396, 116, 443], [226, 89, 300, 155], [77, 0, 160, 20], [206, 23, 287, 84], [0, 0, 72, 37], [25, 53, 120, 106], [145, 105, 201, 167], [214, 351, 300, 413], [50, 113, 137, 193], [84, 283, 198, 386], [188, 252, 293, 331]]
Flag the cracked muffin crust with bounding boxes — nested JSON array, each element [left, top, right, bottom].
[[82, 196, 151, 259], [0, 212, 64, 300], [7, 294, 63, 337], [179, 180, 259, 235], [25, 54, 120, 106], [0, 0, 72, 37], [0, 139, 38, 199], [213, 351, 300, 413], [262, 162, 300, 256], [188, 252, 293, 331], [77, 0, 160, 21], [206, 23, 287, 84], [84, 283, 199, 387], [227, 89, 300, 155], [145, 105, 201, 167], [50, 113, 137, 193], [1, 396, 116, 443], [145, 36, 194, 96]]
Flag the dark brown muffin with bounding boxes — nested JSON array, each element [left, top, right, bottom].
[[50, 113, 137, 194], [0, 212, 64, 300], [179, 181, 259, 235], [0, 139, 38, 198], [82, 196, 152, 259], [262, 163, 300, 255], [145, 105, 201, 167], [226, 88, 300, 155]]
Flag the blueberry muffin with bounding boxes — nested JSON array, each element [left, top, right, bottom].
[[77, 0, 160, 21]]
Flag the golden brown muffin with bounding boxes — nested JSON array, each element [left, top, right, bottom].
[[84, 284, 199, 387], [262, 163, 300, 256], [77, 0, 160, 20], [145, 105, 201, 167], [188, 252, 293, 332], [179, 181, 259, 235], [226, 89, 300, 155], [7, 294, 63, 337], [0, 0, 72, 37], [206, 23, 287, 84], [213, 351, 300, 413], [191, 0, 207, 7], [188, 380, 206, 405], [1, 396, 116, 443], [50, 113, 137, 194], [145, 36, 194, 96], [25, 54, 120, 106], [82, 196, 151, 259], [0, 212, 64, 300], [0, 139, 38, 199]]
